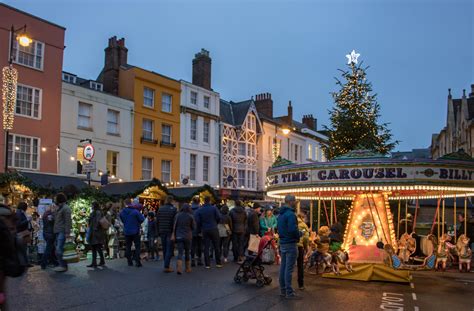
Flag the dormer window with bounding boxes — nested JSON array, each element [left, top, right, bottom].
[[89, 81, 103, 91], [62, 73, 77, 84]]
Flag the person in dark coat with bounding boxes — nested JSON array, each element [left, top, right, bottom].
[[229, 200, 247, 262], [16, 202, 32, 267], [190, 197, 202, 267], [87, 202, 106, 268], [157, 195, 177, 272], [245, 203, 261, 255], [120, 198, 145, 267], [147, 212, 159, 260], [218, 205, 232, 263], [173, 204, 195, 274], [40, 205, 57, 269], [195, 196, 222, 268]]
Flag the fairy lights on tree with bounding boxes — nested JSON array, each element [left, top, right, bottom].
[[2, 65, 17, 130], [323, 50, 398, 160]]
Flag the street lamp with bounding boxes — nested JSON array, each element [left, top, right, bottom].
[[2, 25, 32, 172], [281, 127, 291, 160]]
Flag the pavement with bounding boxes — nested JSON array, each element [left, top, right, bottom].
[[4, 258, 474, 311]]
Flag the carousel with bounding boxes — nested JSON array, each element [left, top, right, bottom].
[[266, 150, 474, 282]]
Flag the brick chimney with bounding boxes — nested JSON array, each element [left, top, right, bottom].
[[254, 93, 273, 118], [192, 49, 212, 90], [287, 101, 293, 126], [100, 36, 128, 95], [302, 114, 317, 131]]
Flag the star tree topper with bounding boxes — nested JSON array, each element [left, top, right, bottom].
[[346, 49, 360, 65]]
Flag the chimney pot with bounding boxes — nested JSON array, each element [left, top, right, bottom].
[[192, 48, 212, 90], [463, 89, 466, 98], [470, 84, 474, 98]]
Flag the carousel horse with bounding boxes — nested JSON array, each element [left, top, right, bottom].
[[422, 234, 437, 270], [398, 233, 416, 263], [435, 234, 456, 271], [331, 249, 353, 275], [456, 234, 472, 272], [384, 244, 403, 269]]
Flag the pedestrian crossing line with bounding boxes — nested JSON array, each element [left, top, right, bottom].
[[414, 306, 419, 311], [410, 282, 414, 289], [412, 293, 417, 301]]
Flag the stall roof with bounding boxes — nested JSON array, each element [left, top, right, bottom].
[[19, 171, 87, 191], [101, 180, 155, 196]]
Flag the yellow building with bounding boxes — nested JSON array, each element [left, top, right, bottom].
[[119, 66, 181, 182], [99, 37, 180, 182]]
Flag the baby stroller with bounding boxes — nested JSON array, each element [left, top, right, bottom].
[[234, 237, 273, 287]]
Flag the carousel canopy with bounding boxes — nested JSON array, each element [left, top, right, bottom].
[[266, 149, 474, 200]]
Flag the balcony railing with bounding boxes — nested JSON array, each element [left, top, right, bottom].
[[160, 140, 176, 148], [141, 136, 158, 145]]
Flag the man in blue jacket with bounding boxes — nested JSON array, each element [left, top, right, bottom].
[[120, 199, 145, 267], [195, 196, 222, 269], [277, 195, 301, 299]]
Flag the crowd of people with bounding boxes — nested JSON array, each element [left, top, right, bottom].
[[5, 191, 472, 305]]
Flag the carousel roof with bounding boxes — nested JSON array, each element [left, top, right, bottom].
[[266, 149, 474, 200]]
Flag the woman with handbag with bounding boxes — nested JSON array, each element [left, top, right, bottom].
[[218, 205, 232, 263], [172, 204, 195, 275], [260, 208, 277, 237], [87, 202, 106, 268]]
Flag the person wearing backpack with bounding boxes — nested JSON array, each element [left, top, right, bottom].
[[53, 193, 72, 273], [87, 202, 106, 268]]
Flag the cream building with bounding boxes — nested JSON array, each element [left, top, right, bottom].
[[59, 72, 134, 182]]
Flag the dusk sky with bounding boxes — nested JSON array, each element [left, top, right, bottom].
[[6, 0, 473, 151]]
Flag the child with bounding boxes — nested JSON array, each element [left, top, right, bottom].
[[309, 226, 330, 267], [147, 212, 159, 260]]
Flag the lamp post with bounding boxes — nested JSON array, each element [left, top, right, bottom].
[[2, 25, 31, 172], [282, 127, 291, 160]]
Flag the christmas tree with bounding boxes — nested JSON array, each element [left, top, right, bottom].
[[323, 50, 398, 160]]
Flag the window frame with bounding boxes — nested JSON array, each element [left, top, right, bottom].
[[143, 87, 155, 108], [107, 109, 120, 135], [203, 156, 209, 182], [190, 91, 198, 105], [12, 39, 45, 71], [141, 157, 153, 180], [142, 118, 154, 140], [161, 93, 172, 113], [77, 102, 93, 130], [7, 133, 40, 170], [15, 83, 42, 120], [161, 123, 172, 144], [106, 150, 119, 177], [203, 121, 210, 143], [190, 154, 197, 181], [161, 160, 171, 183], [190, 117, 197, 141], [203, 96, 210, 109]]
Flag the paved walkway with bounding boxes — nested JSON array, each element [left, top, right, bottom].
[[5, 259, 474, 310]]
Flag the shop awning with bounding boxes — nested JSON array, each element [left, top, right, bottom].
[[19, 171, 87, 192]]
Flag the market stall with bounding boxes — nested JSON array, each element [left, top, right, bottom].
[[101, 178, 169, 211], [266, 149, 474, 282], [168, 184, 219, 204]]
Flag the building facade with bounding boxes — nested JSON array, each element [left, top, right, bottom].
[[59, 72, 134, 182], [99, 37, 181, 183], [254, 93, 327, 192], [431, 85, 474, 159], [180, 50, 220, 187], [0, 4, 65, 173], [220, 99, 262, 198]]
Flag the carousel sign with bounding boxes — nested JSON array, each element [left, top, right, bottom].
[[268, 165, 474, 186]]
